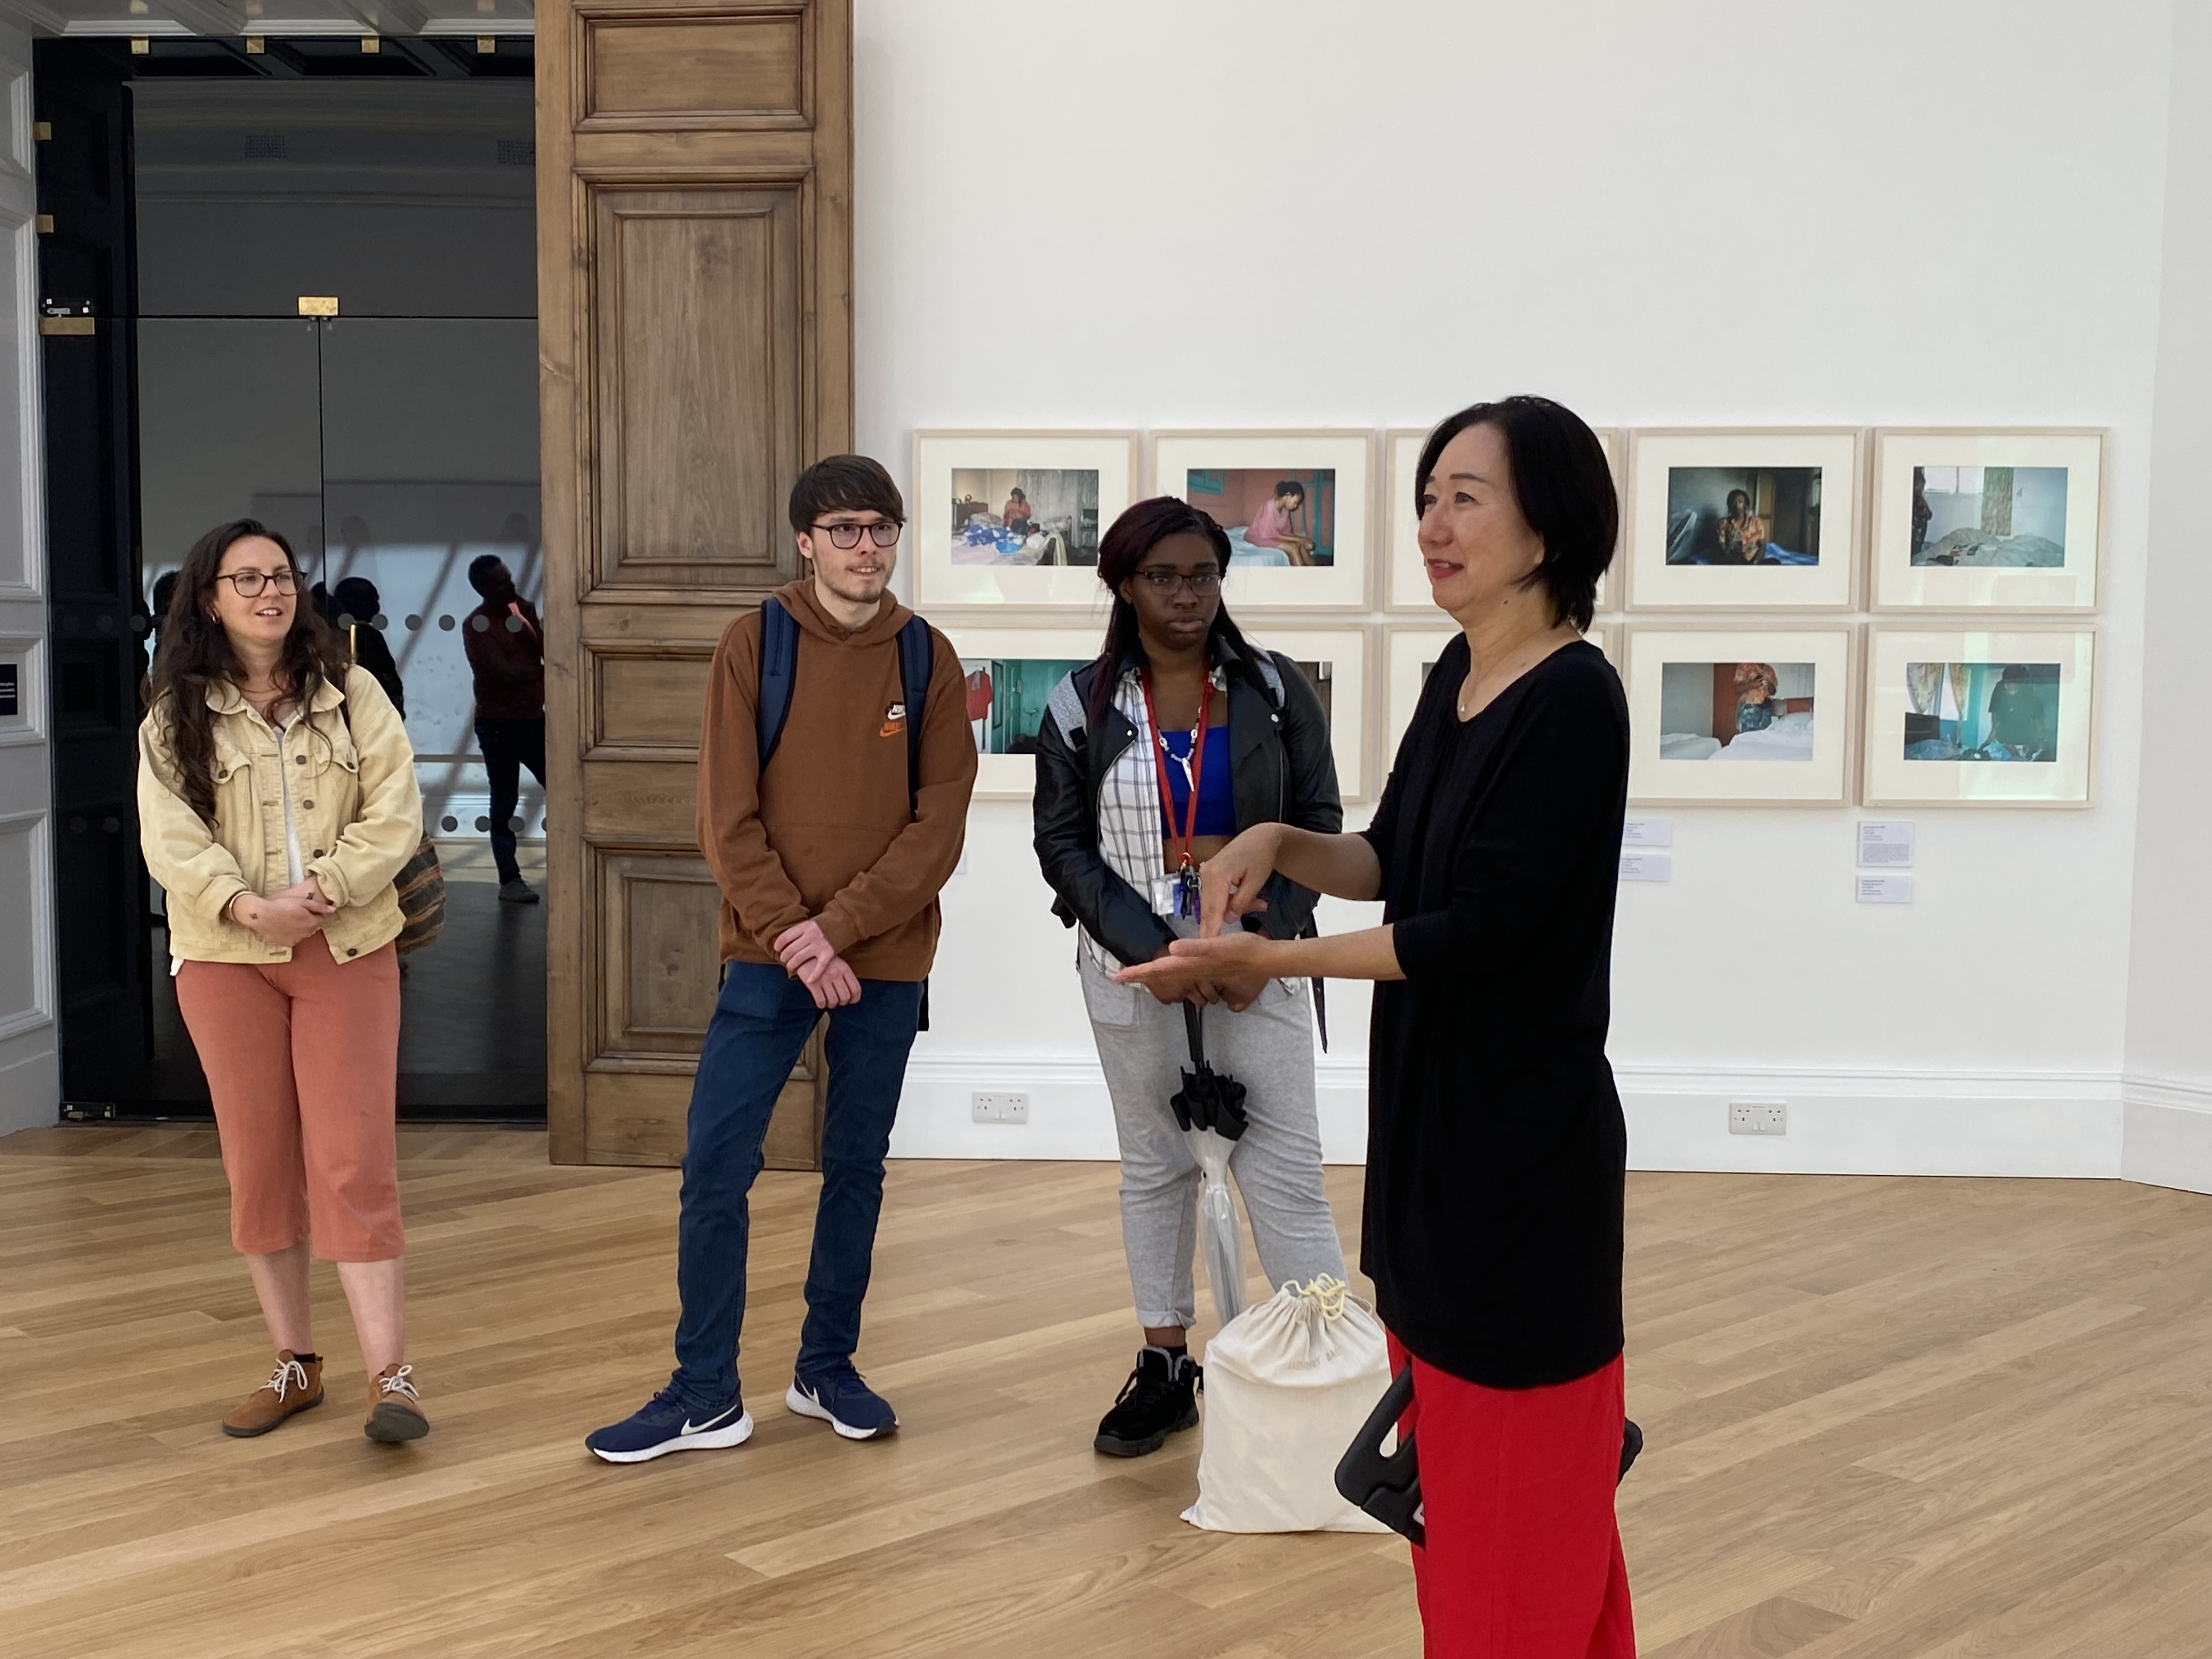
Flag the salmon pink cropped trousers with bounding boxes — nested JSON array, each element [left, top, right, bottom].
[[176, 941, 405, 1262]]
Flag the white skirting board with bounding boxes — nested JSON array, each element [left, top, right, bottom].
[[2120, 1077, 2212, 1195], [0, 1039, 59, 1138], [890, 1052, 2149, 1181]]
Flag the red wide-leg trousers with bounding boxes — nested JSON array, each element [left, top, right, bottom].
[[1388, 1334, 1635, 1659]]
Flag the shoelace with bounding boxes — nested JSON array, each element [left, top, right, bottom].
[[1110, 1356, 1196, 1411], [263, 1358, 309, 1401], [379, 1364, 420, 1402]]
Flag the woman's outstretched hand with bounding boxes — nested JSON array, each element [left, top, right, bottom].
[[1116, 929, 1282, 1002], [1198, 825, 1284, 939]]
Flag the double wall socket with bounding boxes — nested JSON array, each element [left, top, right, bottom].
[[1729, 1101, 1788, 1136], [972, 1091, 1030, 1125]]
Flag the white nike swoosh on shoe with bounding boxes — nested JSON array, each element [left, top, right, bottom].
[[681, 1403, 743, 1436]]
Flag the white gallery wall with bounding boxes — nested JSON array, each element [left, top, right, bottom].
[[2123, 0, 2212, 1193], [854, 0, 2199, 1182]]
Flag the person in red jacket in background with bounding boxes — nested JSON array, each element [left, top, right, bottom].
[[461, 554, 545, 904]]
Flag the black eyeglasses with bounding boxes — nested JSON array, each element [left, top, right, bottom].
[[1136, 568, 1221, 596], [216, 568, 301, 597], [811, 520, 903, 549]]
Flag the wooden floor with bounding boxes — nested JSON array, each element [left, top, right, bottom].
[[3, 1129, 2210, 1659]]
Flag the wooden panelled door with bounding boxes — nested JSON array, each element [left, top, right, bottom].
[[537, 0, 853, 1166]]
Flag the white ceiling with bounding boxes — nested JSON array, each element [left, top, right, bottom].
[[0, 0, 533, 36]]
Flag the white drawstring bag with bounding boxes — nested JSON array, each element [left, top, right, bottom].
[[1182, 1275, 1393, 1533]]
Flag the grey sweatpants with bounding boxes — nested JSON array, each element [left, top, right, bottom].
[[1081, 949, 1347, 1329]]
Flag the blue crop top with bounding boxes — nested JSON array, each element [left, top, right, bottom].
[[1159, 723, 1237, 838]]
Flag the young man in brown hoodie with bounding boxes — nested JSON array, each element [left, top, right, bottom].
[[588, 455, 978, 1463]]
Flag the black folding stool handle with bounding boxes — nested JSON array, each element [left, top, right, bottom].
[[1335, 1365, 1647, 1549]]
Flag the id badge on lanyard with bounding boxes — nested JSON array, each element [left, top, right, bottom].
[[1141, 669, 1211, 921]]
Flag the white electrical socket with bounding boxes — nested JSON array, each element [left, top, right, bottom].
[[972, 1091, 1030, 1125], [1729, 1101, 1787, 1136]]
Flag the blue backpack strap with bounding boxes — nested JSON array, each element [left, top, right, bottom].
[[896, 613, 938, 1033], [757, 596, 799, 770], [895, 613, 934, 819]]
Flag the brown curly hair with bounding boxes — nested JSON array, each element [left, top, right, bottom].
[[148, 519, 352, 826]]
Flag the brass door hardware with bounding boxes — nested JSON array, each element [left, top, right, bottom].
[[297, 296, 340, 317]]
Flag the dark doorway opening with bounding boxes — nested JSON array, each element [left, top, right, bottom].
[[38, 37, 546, 1122]]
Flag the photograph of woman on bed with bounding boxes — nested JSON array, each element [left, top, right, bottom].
[[1663, 467, 1821, 566], [1181, 469, 1335, 568], [1658, 661, 1815, 761]]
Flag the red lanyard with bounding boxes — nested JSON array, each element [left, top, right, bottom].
[[1140, 669, 1212, 873]]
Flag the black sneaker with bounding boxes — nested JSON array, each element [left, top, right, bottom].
[[1093, 1346, 1200, 1457]]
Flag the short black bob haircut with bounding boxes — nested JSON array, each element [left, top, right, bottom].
[[789, 453, 905, 535], [1414, 395, 1617, 633], [1272, 479, 1306, 503]]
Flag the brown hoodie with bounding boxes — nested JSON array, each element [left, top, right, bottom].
[[696, 579, 978, 980]]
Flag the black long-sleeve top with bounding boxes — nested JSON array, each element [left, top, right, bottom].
[[1359, 637, 1629, 1388]]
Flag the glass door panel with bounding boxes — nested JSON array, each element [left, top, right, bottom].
[[319, 317, 545, 1112]]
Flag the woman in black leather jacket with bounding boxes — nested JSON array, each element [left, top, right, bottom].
[[1032, 495, 1347, 1458]]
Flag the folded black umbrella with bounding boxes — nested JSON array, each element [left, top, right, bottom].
[[1172, 1003, 1249, 1141]]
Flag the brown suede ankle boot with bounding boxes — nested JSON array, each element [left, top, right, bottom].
[[222, 1351, 324, 1438], [365, 1362, 429, 1442]]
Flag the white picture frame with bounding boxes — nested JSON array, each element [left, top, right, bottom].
[[1384, 426, 1621, 613], [1624, 625, 1858, 806], [1148, 431, 1373, 611], [912, 431, 1138, 610], [1242, 624, 1371, 803], [1862, 627, 2095, 807], [1624, 428, 1860, 611], [939, 624, 1103, 799], [1869, 428, 2105, 612]]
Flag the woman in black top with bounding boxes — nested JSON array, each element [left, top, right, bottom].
[[1121, 398, 1634, 1658]]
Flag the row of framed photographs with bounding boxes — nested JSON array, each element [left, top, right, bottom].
[[946, 619, 2096, 809], [913, 427, 2107, 615]]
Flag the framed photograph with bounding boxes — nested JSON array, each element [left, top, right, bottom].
[[912, 431, 1138, 609], [1384, 426, 1620, 613], [1383, 625, 1620, 768], [1243, 625, 1371, 803], [940, 625, 1103, 799], [1624, 428, 1860, 611], [1623, 626, 1857, 805], [1862, 628, 2095, 806], [1870, 429, 2104, 612], [1148, 431, 1372, 611]]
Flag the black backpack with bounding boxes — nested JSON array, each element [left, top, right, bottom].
[[754, 596, 937, 1026]]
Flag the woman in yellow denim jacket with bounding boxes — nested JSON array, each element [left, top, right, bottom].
[[140, 518, 432, 1444]]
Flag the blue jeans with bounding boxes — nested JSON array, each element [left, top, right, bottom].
[[669, 961, 923, 1410]]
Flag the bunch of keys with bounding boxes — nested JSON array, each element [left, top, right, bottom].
[[1173, 864, 1203, 919]]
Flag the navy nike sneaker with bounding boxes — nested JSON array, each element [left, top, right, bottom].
[[786, 1361, 898, 1440], [585, 1389, 753, 1464]]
